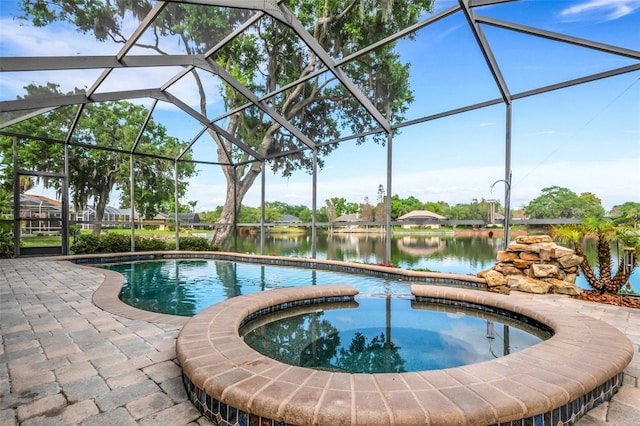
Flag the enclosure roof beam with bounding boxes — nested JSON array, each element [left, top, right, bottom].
[[0, 107, 57, 129], [0, 89, 162, 112], [131, 100, 158, 153], [476, 16, 640, 60], [158, 90, 265, 162], [176, 127, 208, 162], [0, 130, 199, 163], [85, 2, 168, 97], [161, 9, 265, 92], [468, 0, 519, 6], [0, 55, 200, 72], [264, 2, 392, 134], [198, 58, 317, 150], [512, 63, 640, 100], [208, 6, 462, 125], [459, 0, 512, 104]]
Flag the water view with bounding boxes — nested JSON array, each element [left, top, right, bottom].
[[229, 232, 639, 293]]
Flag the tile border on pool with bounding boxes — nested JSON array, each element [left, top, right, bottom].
[[63, 250, 488, 289], [176, 283, 633, 426], [61, 251, 489, 326]]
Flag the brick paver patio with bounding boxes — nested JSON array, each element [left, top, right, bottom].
[[1, 258, 638, 425]]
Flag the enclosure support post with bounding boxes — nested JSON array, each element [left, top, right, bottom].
[[385, 130, 393, 264], [312, 148, 318, 259], [174, 160, 180, 250], [61, 143, 69, 255], [233, 165, 238, 252], [12, 136, 20, 257], [504, 103, 512, 250], [260, 162, 265, 255], [129, 154, 135, 252]]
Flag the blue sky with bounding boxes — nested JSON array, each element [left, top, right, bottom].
[[1, 0, 639, 212]]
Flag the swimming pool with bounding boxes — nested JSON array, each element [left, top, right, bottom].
[[104, 259, 420, 316], [82, 252, 632, 425]]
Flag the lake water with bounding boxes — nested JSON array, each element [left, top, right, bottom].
[[229, 231, 639, 293]]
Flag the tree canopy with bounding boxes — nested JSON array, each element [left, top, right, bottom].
[[0, 84, 196, 234], [524, 186, 605, 219], [17, 0, 435, 248]]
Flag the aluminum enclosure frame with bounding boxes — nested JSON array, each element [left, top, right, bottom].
[[1, 0, 639, 259]]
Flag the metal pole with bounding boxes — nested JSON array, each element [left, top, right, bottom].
[[504, 103, 513, 249], [385, 131, 393, 264], [12, 136, 20, 257], [130, 154, 136, 252], [61, 142, 69, 255], [233, 165, 237, 252], [174, 160, 179, 250], [260, 162, 265, 255], [312, 148, 318, 259]]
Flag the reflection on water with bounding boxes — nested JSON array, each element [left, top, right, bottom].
[[233, 233, 639, 292], [240, 298, 546, 373], [111, 260, 417, 316]]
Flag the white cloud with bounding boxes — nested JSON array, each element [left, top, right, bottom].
[[0, 15, 220, 110], [181, 155, 640, 213], [559, 0, 640, 22]]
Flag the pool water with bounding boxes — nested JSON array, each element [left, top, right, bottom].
[[240, 297, 547, 373], [104, 259, 416, 316]]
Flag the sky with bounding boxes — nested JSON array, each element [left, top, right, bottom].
[[1, 0, 639, 213]]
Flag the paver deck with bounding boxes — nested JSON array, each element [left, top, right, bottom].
[[1, 258, 639, 425]]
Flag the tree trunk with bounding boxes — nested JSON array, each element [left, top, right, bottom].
[[92, 190, 110, 236], [211, 163, 262, 249], [573, 241, 605, 293]]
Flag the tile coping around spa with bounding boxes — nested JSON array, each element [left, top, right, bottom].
[[176, 284, 633, 426]]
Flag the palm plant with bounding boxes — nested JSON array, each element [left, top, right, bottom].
[[553, 217, 639, 295]]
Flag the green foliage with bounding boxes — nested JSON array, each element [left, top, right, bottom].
[[70, 234, 104, 254], [0, 221, 14, 258], [1, 83, 196, 236], [609, 202, 640, 226], [17, 0, 436, 249], [102, 233, 131, 253], [70, 232, 212, 254], [134, 236, 169, 252], [525, 186, 604, 219], [178, 236, 214, 251], [553, 217, 639, 294], [446, 199, 492, 221]]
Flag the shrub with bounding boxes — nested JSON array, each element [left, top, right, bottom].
[[178, 236, 212, 251], [70, 234, 104, 254], [134, 236, 168, 251], [103, 233, 131, 253], [0, 223, 14, 258]]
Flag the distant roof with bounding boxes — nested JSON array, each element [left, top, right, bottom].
[[334, 213, 361, 222], [22, 193, 62, 209], [397, 210, 447, 221], [164, 213, 201, 223], [278, 214, 300, 223]]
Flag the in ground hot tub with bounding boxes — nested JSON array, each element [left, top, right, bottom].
[[176, 284, 633, 425]]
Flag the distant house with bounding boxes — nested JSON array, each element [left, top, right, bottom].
[[331, 213, 362, 231], [397, 210, 447, 229], [76, 206, 139, 230], [277, 214, 301, 224], [333, 213, 361, 223], [18, 193, 64, 234], [161, 212, 201, 229]]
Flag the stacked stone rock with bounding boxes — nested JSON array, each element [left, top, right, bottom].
[[478, 235, 584, 295]]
